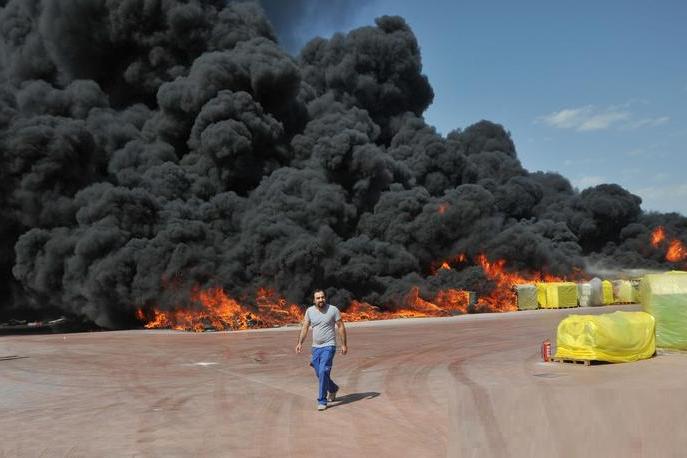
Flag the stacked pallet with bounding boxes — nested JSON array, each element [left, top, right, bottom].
[[641, 271, 687, 349]]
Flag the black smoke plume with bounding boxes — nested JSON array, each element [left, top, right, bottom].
[[1, 1, 685, 328]]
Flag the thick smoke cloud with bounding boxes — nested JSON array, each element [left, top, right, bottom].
[[1, 1, 685, 327]]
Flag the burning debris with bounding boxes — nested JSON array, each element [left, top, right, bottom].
[[1, 1, 686, 331]]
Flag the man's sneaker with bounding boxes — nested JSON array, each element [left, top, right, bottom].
[[327, 389, 338, 402], [317, 404, 327, 411]]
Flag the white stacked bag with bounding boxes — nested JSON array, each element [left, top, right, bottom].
[[577, 283, 592, 307], [588, 278, 605, 306]]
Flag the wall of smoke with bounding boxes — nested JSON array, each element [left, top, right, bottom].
[[1, 0, 685, 328]]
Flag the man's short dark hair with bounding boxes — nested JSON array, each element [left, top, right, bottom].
[[313, 289, 326, 298]]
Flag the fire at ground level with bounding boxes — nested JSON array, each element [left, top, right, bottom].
[[2, 304, 687, 456], [133, 253, 592, 332], [134, 231, 686, 332]]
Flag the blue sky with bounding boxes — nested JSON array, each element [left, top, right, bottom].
[[284, 0, 687, 215]]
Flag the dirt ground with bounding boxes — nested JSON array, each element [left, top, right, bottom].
[[2, 303, 686, 457]]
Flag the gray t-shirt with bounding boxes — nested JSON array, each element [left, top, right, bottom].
[[306, 304, 341, 348]]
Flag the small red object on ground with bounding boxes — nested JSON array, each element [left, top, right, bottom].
[[541, 339, 551, 362]]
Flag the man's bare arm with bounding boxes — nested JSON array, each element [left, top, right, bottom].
[[336, 319, 347, 355], [295, 314, 310, 353]]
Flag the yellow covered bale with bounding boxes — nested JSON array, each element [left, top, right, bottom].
[[630, 279, 641, 303], [612, 280, 634, 303], [555, 311, 656, 363], [545, 282, 578, 308], [602, 280, 614, 304], [641, 271, 687, 349], [515, 284, 538, 310], [536, 283, 548, 308]]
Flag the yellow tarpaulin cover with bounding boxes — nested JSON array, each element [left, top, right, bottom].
[[515, 284, 538, 310], [555, 311, 656, 363], [641, 271, 687, 349], [602, 280, 614, 304], [612, 280, 633, 303], [537, 283, 547, 308], [537, 282, 577, 308], [545, 282, 578, 308]]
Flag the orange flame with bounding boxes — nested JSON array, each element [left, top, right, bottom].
[[395, 252, 573, 317], [666, 239, 687, 263], [137, 287, 302, 332], [432, 288, 471, 314], [651, 226, 666, 248], [342, 287, 470, 322], [437, 202, 449, 215], [137, 254, 583, 331], [411, 254, 575, 317], [430, 253, 468, 274], [472, 254, 575, 312], [404, 287, 456, 315], [340, 300, 387, 321], [649, 227, 686, 263]]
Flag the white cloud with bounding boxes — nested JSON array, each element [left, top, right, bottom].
[[634, 184, 687, 215], [572, 175, 607, 190], [578, 111, 630, 131], [627, 116, 670, 129], [536, 104, 668, 132], [539, 106, 592, 129]]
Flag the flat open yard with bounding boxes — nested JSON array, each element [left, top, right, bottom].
[[2, 303, 686, 457]]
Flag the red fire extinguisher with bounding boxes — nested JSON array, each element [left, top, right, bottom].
[[541, 339, 552, 362]]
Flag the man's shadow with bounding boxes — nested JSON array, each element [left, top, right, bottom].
[[327, 392, 380, 408]]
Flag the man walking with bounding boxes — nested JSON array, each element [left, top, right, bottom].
[[295, 289, 348, 411]]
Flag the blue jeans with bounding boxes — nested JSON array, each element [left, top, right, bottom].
[[311, 346, 339, 405]]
